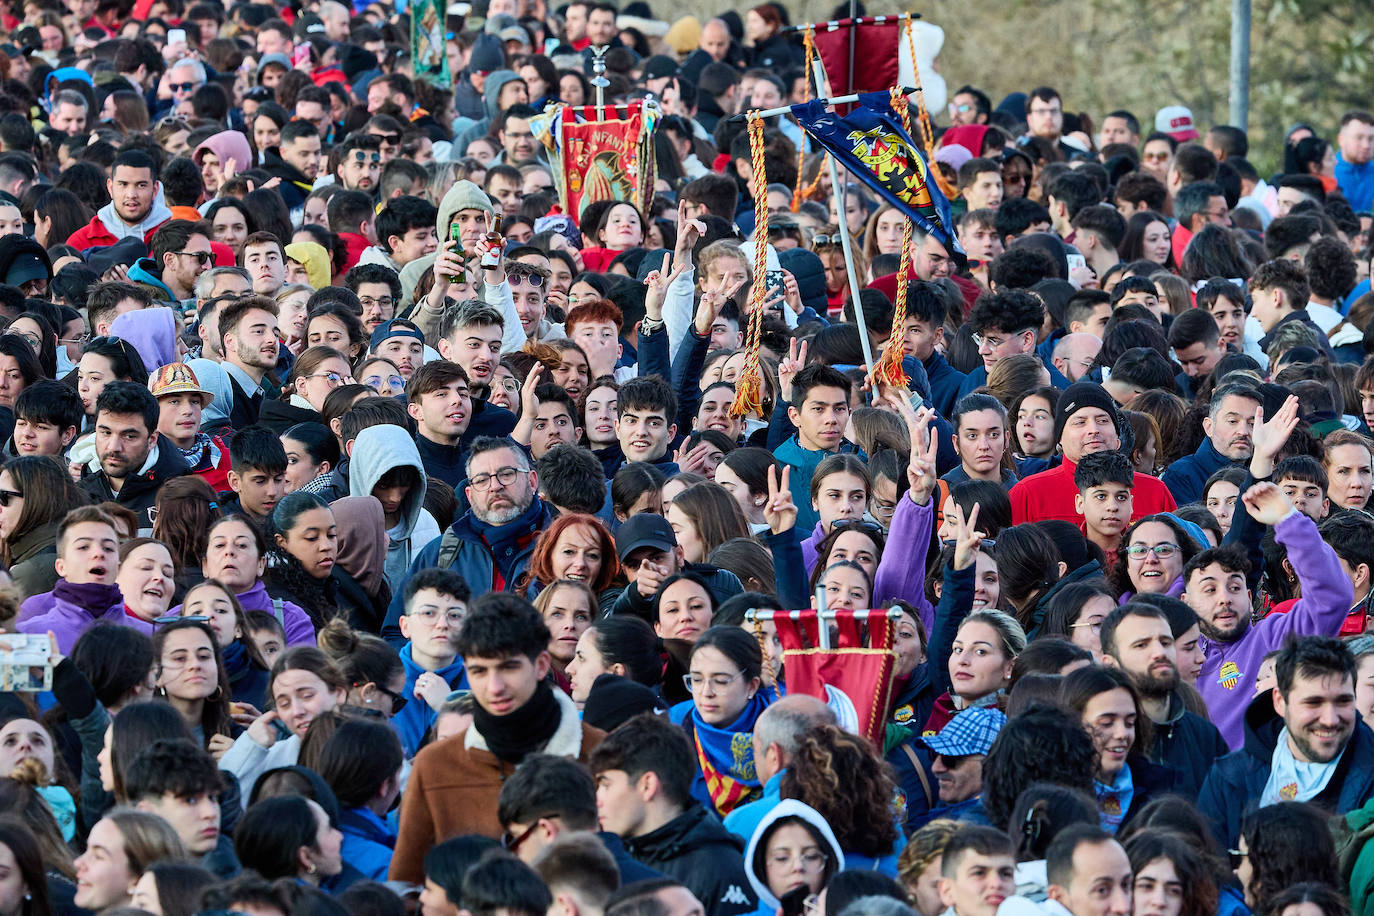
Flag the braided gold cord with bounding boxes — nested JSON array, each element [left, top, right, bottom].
[[790, 27, 816, 213], [902, 18, 957, 199], [872, 88, 915, 387], [729, 112, 770, 418]]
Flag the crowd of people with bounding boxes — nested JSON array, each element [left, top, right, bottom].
[[0, 2, 1369, 916]]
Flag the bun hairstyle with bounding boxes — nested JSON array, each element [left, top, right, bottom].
[[317, 619, 403, 700]]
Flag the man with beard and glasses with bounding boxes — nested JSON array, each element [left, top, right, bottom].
[[1161, 383, 1263, 507], [1199, 635, 1374, 847], [384, 437, 554, 630], [1100, 602, 1228, 799], [1182, 482, 1353, 749]]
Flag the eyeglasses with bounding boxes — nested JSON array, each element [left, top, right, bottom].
[[469, 466, 523, 490], [0, 488, 22, 507], [508, 273, 545, 289], [972, 333, 1006, 349], [496, 377, 520, 392], [305, 371, 346, 385], [176, 250, 213, 266], [502, 815, 557, 852], [683, 672, 744, 693], [350, 152, 381, 164], [767, 850, 828, 870], [1071, 617, 1106, 633], [1125, 543, 1180, 559], [358, 296, 395, 309], [5, 330, 38, 348], [59, 332, 89, 345], [169, 81, 198, 93], [410, 607, 465, 625], [365, 374, 405, 390]]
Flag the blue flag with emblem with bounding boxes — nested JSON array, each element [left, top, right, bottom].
[[791, 91, 961, 257]]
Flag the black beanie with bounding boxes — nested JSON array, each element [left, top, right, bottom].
[[1053, 381, 1122, 446], [583, 674, 666, 732]]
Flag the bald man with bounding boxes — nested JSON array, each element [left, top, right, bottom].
[[1052, 332, 1103, 384], [723, 694, 837, 839], [701, 19, 731, 61]]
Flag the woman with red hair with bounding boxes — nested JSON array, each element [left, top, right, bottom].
[[746, 3, 800, 68], [519, 513, 622, 610]]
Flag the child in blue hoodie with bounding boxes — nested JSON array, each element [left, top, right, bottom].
[[393, 568, 470, 757]]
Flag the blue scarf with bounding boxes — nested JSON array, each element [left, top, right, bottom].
[[222, 638, 250, 680], [690, 691, 769, 814], [1262, 726, 1343, 806], [1094, 764, 1134, 833]]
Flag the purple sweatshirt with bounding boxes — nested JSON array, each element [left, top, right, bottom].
[[874, 494, 937, 631], [17, 582, 153, 652], [1198, 511, 1353, 749], [801, 496, 937, 633], [168, 580, 316, 647]]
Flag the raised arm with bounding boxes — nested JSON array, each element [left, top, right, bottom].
[[926, 502, 984, 698], [872, 392, 940, 626], [762, 465, 810, 612], [1246, 482, 1354, 638]]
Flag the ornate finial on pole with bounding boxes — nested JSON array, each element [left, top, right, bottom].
[[590, 45, 610, 121]]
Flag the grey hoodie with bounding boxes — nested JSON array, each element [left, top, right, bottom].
[[347, 424, 440, 590], [454, 70, 525, 155], [399, 180, 526, 353], [743, 799, 846, 913]]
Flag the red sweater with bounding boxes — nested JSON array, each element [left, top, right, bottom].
[[1009, 457, 1177, 526]]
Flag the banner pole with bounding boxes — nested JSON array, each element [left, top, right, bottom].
[[810, 54, 876, 375], [739, 88, 915, 122]]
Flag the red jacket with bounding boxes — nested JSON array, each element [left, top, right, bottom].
[[1009, 457, 1177, 526], [67, 214, 169, 252], [337, 232, 371, 276]]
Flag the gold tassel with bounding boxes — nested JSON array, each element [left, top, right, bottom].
[[730, 112, 771, 419]]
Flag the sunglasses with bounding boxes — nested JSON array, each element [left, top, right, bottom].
[[502, 814, 557, 852], [832, 518, 885, 537], [508, 273, 545, 289], [350, 152, 381, 164], [169, 81, 197, 93], [176, 250, 213, 265], [371, 132, 400, 145], [812, 234, 843, 247], [0, 488, 21, 507]]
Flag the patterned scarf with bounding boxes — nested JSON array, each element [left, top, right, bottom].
[[691, 692, 768, 815], [175, 432, 214, 467]]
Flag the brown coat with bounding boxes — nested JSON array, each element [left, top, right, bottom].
[[389, 691, 605, 884]]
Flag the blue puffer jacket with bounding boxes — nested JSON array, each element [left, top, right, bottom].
[[1161, 437, 1237, 507], [381, 499, 553, 645]]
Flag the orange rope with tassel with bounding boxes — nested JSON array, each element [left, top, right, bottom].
[[790, 26, 815, 213], [903, 17, 957, 199], [730, 112, 770, 419], [873, 87, 914, 388]]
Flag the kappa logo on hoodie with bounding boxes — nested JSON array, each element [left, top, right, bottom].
[[721, 887, 750, 906]]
